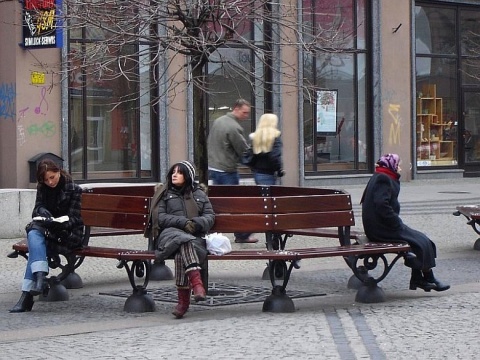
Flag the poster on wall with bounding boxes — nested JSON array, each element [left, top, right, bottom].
[[316, 89, 338, 135], [22, 0, 63, 48]]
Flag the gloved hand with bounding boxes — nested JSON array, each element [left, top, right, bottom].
[[184, 220, 196, 234], [277, 169, 285, 177], [43, 217, 55, 229], [192, 220, 202, 234], [37, 207, 53, 218]]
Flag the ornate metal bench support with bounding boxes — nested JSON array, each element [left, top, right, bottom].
[[262, 259, 296, 313], [351, 252, 406, 303], [149, 260, 174, 281], [117, 259, 155, 313]]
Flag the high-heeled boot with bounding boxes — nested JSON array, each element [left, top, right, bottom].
[[423, 270, 450, 292], [30, 271, 48, 296], [9, 291, 34, 313], [187, 269, 206, 302], [409, 269, 435, 292], [172, 287, 191, 319]]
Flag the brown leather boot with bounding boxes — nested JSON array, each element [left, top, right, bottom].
[[187, 269, 206, 302], [172, 287, 191, 319]]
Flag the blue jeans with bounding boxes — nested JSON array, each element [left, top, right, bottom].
[[208, 170, 252, 240], [254, 172, 277, 185], [22, 229, 49, 292], [208, 170, 240, 185]]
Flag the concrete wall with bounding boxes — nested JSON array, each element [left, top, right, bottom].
[[0, 189, 36, 239]]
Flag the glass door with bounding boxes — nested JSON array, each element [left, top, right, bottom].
[[463, 91, 480, 164]]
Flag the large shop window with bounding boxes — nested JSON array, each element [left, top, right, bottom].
[[303, 0, 368, 173], [415, 6, 458, 167], [68, 16, 153, 180], [206, 6, 265, 175]]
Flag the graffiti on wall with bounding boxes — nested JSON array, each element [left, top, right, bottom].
[[0, 83, 16, 121], [388, 103, 401, 145], [0, 83, 56, 146]]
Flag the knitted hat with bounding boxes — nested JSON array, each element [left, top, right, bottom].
[[179, 160, 196, 186]]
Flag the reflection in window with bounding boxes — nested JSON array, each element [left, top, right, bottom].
[[303, 0, 368, 173], [68, 16, 152, 180], [415, 5, 458, 168]]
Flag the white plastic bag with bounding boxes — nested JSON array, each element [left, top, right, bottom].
[[206, 233, 232, 255]]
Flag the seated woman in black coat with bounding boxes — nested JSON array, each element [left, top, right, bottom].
[[361, 154, 449, 292], [145, 161, 215, 319]]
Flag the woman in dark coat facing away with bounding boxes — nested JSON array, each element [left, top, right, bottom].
[[361, 154, 449, 292]]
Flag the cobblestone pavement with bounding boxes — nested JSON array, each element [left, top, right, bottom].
[[1, 178, 480, 359]]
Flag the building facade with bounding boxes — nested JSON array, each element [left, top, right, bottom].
[[1, 0, 479, 189]]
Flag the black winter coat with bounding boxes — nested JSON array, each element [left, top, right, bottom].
[[251, 137, 283, 175], [361, 172, 436, 270], [155, 185, 215, 262], [30, 175, 84, 249]]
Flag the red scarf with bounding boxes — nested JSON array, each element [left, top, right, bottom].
[[375, 166, 400, 180]]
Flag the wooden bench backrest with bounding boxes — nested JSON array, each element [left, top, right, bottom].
[[209, 196, 274, 233], [80, 185, 354, 234], [81, 193, 150, 230], [271, 193, 355, 230]]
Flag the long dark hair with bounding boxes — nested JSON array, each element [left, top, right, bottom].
[[166, 161, 195, 194], [36, 159, 71, 184]]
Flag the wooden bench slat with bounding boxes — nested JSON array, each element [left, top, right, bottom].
[[282, 227, 364, 240], [117, 242, 409, 262], [272, 194, 352, 213], [273, 211, 355, 230], [82, 193, 150, 213], [455, 205, 480, 219], [211, 214, 273, 232], [209, 197, 272, 214], [82, 185, 155, 197], [81, 211, 148, 230], [270, 186, 344, 197]]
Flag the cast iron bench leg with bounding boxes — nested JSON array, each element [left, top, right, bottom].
[[149, 260, 174, 281], [262, 259, 296, 313], [352, 252, 406, 303], [117, 259, 156, 313], [262, 233, 289, 280]]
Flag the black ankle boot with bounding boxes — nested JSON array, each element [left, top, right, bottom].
[[9, 291, 34, 313], [423, 270, 450, 292], [409, 269, 435, 292], [30, 272, 48, 296]]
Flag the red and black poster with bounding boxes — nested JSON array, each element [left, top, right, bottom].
[[22, 0, 63, 48]]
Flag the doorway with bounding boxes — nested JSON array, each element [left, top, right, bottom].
[[463, 91, 480, 176]]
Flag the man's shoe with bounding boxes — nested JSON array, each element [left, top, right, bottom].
[[235, 237, 259, 244]]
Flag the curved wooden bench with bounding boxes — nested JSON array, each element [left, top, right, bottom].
[[453, 205, 480, 250], [9, 185, 411, 313]]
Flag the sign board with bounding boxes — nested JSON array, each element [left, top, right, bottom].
[[22, 0, 63, 49], [316, 90, 338, 135]]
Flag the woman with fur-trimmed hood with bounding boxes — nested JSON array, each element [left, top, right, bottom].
[[145, 161, 215, 319]]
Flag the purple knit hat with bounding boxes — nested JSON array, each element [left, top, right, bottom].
[[376, 154, 400, 172]]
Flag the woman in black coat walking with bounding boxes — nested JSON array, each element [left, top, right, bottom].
[[361, 154, 449, 292]]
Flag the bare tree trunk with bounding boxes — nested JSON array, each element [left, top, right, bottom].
[[192, 65, 208, 185]]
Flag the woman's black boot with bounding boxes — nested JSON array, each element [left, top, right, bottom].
[[423, 270, 450, 292], [409, 269, 435, 292], [9, 291, 34, 313], [30, 272, 48, 296]]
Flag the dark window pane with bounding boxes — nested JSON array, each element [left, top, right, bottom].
[[415, 6, 456, 55], [460, 10, 480, 56]]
